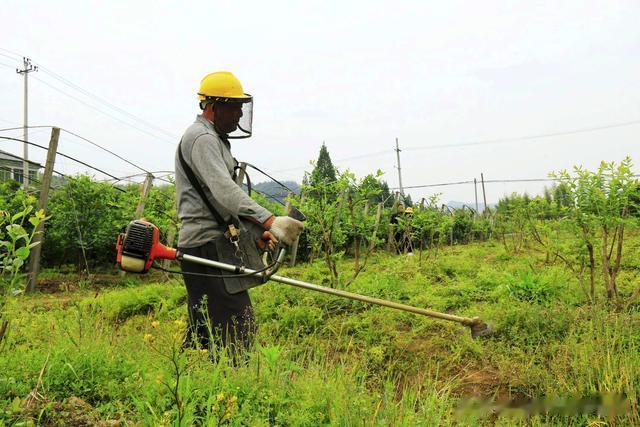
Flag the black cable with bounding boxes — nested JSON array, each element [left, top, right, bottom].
[[60, 128, 152, 175], [395, 180, 474, 190], [153, 261, 276, 279], [0, 135, 121, 180], [252, 187, 287, 206], [246, 163, 296, 194], [1, 126, 159, 180], [0, 125, 55, 133]]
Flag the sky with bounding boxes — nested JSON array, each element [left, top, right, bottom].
[[0, 0, 638, 205]]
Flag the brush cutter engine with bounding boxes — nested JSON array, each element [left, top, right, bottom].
[[116, 220, 177, 273]]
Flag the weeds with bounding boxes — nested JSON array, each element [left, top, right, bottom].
[[1, 241, 639, 425]]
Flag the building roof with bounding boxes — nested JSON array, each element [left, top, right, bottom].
[[0, 149, 42, 168]]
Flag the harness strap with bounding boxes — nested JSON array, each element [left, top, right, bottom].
[[178, 138, 240, 240]]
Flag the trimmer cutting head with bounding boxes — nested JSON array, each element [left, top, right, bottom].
[[470, 319, 493, 339]]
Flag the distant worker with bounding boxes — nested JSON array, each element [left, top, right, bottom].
[[390, 204, 414, 254], [403, 207, 414, 255], [175, 71, 304, 354]]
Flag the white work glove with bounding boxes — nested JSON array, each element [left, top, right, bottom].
[[269, 216, 304, 245]]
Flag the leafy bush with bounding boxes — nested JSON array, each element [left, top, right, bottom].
[[502, 271, 560, 304]]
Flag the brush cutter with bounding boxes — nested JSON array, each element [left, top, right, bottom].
[[115, 220, 492, 338]]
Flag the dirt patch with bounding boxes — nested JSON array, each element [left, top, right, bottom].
[[35, 275, 118, 294], [398, 336, 518, 402], [458, 368, 502, 397], [20, 396, 123, 426], [35, 270, 169, 294]]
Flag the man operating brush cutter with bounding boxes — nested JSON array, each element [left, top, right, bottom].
[[174, 71, 304, 354]]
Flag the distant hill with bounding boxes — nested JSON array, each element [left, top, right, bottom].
[[251, 180, 301, 204]]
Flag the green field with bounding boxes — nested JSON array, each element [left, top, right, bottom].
[[2, 238, 638, 426]]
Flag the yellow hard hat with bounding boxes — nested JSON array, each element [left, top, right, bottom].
[[197, 71, 251, 102], [405, 207, 414, 214], [197, 71, 253, 139]]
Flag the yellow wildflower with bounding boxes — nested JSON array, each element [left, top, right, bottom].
[[174, 319, 186, 328], [143, 333, 154, 343], [217, 392, 225, 402], [151, 320, 160, 328]]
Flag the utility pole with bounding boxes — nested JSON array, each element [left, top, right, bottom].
[[474, 178, 479, 213], [480, 173, 488, 214], [26, 127, 59, 293], [16, 57, 38, 188], [394, 138, 404, 199], [134, 173, 154, 219]]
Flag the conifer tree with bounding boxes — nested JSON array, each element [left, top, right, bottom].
[[310, 142, 337, 186]]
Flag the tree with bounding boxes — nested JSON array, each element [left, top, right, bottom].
[[540, 158, 639, 300], [309, 143, 337, 186], [42, 175, 137, 269], [360, 176, 392, 207], [296, 169, 384, 288]]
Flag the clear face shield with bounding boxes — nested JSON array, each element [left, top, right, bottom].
[[202, 96, 253, 139]]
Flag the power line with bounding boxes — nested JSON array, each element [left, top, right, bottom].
[[393, 175, 640, 191], [271, 118, 640, 174], [397, 180, 475, 190], [403, 119, 640, 152], [37, 65, 177, 140], [0, 48, 22, 58], [31, 75, 177, 146], [1, 48, 178, 143]]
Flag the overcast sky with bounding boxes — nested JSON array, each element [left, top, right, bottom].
[[1, 0, 638, 205]]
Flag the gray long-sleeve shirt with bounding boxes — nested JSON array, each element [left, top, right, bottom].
[[175, 115, 272, 248]]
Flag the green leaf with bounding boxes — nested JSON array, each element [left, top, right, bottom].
[[12, 258, 24, 269], [15, 246, 30, 260], [11, 211, 25, 222]]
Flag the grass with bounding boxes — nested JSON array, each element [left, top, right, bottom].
[[1, 239, 639, 425]]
